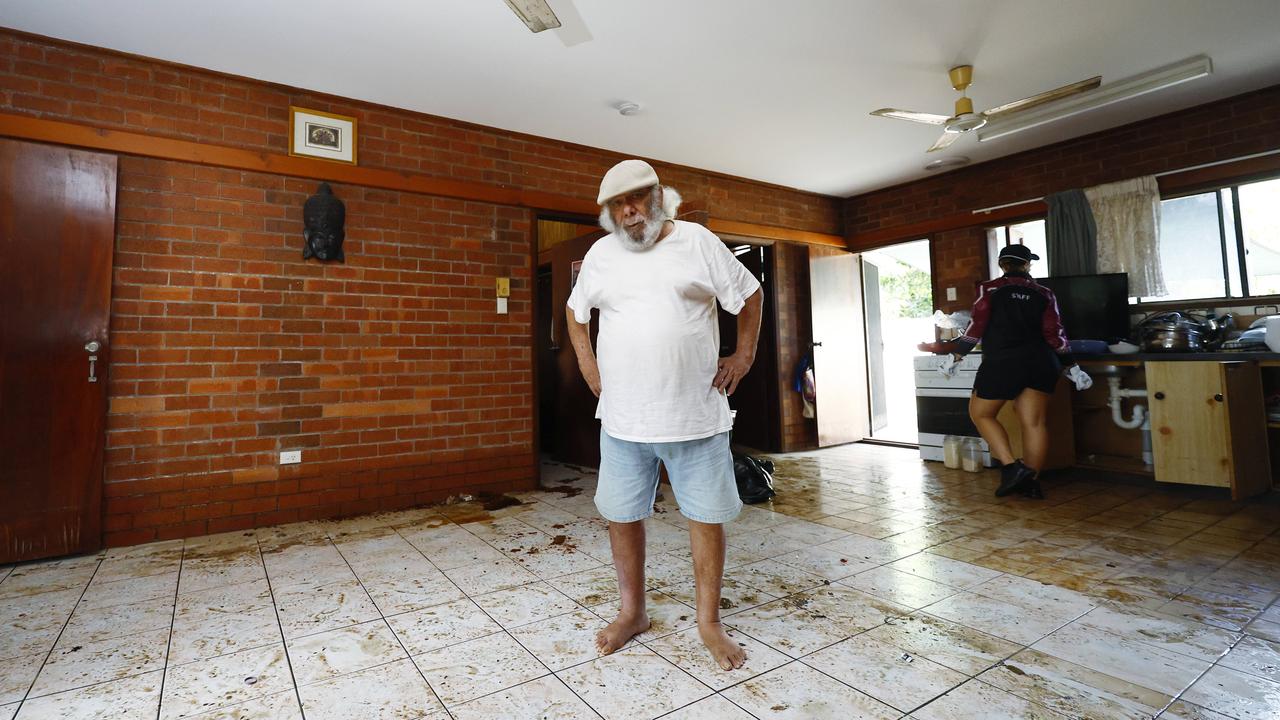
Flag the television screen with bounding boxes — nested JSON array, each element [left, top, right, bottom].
[[1037, 273, 1131, 342]]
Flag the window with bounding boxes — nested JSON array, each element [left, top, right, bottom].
[[1145, 176, 1280, 303], [1239, 178, 1280, 296], [986, 219, 1048, 279], [984, 176, 1280, 304]]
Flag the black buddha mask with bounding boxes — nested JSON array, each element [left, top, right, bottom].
[[302, 182, 346, 262]]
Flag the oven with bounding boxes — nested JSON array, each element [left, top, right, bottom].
[[913, 355, 994, 466]]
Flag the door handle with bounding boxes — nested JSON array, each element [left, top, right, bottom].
[[85, 341, 100, 383], [811, 341, 823, 347], [1153, 391, 1164, 400], [1213, 394, 1224, 402]]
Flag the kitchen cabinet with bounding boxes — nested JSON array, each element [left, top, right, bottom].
[[1146, 361, 1270, 499], [996, 378, 1075, 471]]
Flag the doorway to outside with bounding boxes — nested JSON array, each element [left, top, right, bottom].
[[862, 239, 933, 444]]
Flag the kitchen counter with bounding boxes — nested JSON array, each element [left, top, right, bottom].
[[1073, 351, 1280, 363]]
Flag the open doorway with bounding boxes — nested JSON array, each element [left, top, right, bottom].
[[862, 239, 933, 444]]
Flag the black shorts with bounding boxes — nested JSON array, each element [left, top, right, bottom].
[[973, 346, 1061, 400]]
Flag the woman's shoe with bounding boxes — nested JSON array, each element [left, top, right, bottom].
[[995, 460, 1036, 497], [1021, 479, 1045, 500]]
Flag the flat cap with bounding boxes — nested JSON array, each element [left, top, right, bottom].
[[597, 159, 659, 205]]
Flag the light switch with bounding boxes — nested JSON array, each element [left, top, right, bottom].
[[497, 297, 508, 315], [946, 287, 957, 302], [496, 277, 510, 298]]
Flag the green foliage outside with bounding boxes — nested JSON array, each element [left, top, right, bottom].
[[880, 261, 933, 318]]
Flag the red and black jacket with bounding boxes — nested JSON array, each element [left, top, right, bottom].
[[953, 271, 1070, 356]]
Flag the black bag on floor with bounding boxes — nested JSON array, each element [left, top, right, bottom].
[[732, 450, 776, 504]]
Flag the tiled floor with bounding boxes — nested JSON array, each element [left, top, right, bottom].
[[3, 444, 1280, 719]]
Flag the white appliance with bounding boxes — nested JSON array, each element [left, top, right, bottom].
[[913, 354, 995, 467]]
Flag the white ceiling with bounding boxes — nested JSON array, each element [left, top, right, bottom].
[[4, 0, 1280, 198]]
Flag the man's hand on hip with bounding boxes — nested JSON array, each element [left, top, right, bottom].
[[714, 352, 754, 395]]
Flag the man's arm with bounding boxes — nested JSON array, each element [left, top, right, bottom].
[[713, 287, 763, 395], [566, 313, 601, 397]]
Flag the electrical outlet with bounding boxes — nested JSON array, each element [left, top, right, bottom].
[[280, 450, 301, 465], [946, 287, 957, 302], [497, 297, 508, 315], [1254, 305, 1277, 316]]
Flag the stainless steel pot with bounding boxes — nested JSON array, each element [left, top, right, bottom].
[[1138, 312, 1205, 352], [1140, 325, 1204, 352]]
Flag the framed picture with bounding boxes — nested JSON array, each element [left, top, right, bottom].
[[289, 107, 357, 164]]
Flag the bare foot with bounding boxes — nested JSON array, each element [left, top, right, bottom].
[[699, 622, 747, 670], [595, 611, 650, 655]]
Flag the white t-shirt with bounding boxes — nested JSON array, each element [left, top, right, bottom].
[[566, 220, 761, 443]]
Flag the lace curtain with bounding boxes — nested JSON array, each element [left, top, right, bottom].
[[1084, 176, 1165, 297]]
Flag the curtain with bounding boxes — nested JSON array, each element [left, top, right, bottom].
[[1046, 189, 1097, 276], [1084, 176, 1165, 297]]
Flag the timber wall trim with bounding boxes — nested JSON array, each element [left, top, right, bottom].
[[0, 111, 846, 249]]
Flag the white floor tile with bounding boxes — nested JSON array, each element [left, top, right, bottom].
[[556, 645, 711, 720]]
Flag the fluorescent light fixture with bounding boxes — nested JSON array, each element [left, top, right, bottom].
[[977, 55, 1212, 143], [504, 0, 562, 33]]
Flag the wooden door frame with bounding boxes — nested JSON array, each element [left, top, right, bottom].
[[531, 211, 600, 483]]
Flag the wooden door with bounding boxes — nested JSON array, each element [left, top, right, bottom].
[[1, 139, 117, 562], [1147, 361, 1230, 487], [808, 246, 870, 446], [550, 228, 608, 468], [1221, 361, 1270, 499]]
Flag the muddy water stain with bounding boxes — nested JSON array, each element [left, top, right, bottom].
[[543, 484, 584, 498], [479, 494, 523, 511]]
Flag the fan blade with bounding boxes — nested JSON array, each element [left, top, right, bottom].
[[981, 76, 1102, 118], [870, 108, 950, 126], [927, 132, 960, 153]]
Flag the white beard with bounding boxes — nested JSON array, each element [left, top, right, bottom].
[[620, 215, 664, 251]]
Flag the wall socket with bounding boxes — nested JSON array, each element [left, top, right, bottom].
[[946, 287, 957, 302], [280, 450, 301, 465]]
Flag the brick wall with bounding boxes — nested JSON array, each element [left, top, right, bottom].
[[0, 30, 840, 236], [0, 30, 843, 545], [103, 157, 535, 545], [846, 84, 1280, 312]]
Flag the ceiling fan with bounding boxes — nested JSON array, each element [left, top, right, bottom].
[[871, 66, 1101, 153]]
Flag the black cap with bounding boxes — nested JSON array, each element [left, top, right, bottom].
[[998, 244, 1039, 262]]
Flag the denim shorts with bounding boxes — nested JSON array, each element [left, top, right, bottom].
[[595, 429, 742, 524]]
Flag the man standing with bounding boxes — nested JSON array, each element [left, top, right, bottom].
[[566, 159, 762, 670]]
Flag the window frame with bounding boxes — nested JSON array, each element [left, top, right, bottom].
[[982, 172, 1280, 309]]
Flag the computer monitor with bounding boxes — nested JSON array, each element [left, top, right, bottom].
[[1037, 273, 1131, 342]]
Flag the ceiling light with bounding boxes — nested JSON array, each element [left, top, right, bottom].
[[616, 102, 641, 116], [924, 156, 970, 171], [504, 0, 561, 33], [978, 55, 1212, 143]]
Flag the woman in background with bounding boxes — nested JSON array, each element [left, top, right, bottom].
[[937, 244, 1091, 499]]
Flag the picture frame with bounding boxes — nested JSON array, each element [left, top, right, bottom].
[[289, 106, 358, 165]]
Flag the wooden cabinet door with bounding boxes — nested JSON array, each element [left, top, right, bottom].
[[1221, 361, 1271, 499], [0, 139, 117, 562], [1147, 362, 1231, 487]]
